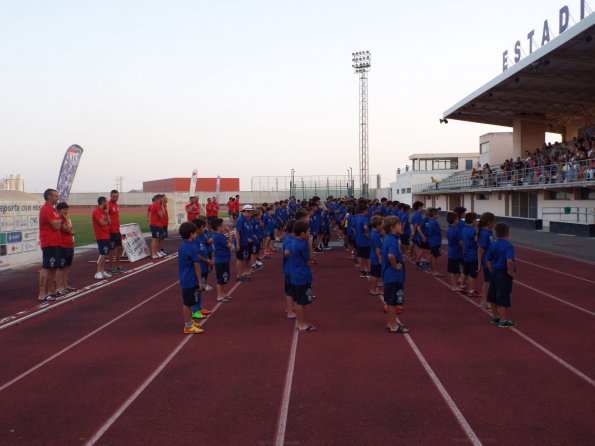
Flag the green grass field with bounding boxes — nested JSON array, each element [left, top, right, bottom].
[[68, 213, 150, 247]]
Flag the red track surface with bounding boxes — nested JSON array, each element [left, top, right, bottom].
[[1, 234, 594, 445]]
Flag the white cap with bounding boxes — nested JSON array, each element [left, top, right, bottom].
[[241, 204, 254, 211]]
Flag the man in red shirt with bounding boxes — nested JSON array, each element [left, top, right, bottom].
[[56, 202, 76, 296], [108, 190, 125, 274], [38, 188, 62, 301], [92, 196, 112, 280], [149, 194, 164, 258], [160, 195, 170, 255], [185, 196, 201, 222], [207, 196, 219, 225]]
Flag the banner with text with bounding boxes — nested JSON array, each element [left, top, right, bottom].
[[120, 223, 150, 262], [56, 144, 84, 203]]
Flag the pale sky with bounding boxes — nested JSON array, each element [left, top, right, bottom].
[[1, 0, 587, 192]]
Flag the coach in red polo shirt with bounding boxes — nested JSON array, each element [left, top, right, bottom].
[[159, 195, 169, 255], [185, 196, 201, 222], [93, 196, 112, 280], [108, 190, 125, 275], [149, 194, 164, 258], [207, 197, 219, 224], [38, 188, 62, 301]]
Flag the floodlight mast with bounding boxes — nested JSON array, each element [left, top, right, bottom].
[[352, 50, 371, 198]]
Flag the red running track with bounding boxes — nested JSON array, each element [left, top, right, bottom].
[[0, 236, 594, 445]]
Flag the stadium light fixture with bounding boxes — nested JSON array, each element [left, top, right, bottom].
[[440, 118, 448, 124]]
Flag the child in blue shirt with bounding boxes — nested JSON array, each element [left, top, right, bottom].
[[191, 218, 213, 320], [398, 203, 411, 257], [211, 218, 233, 303], [486, 222, 517, 328], [289, 220, 316, 332], [446, 212, 463, 291], [177, 222, 204, 334], [369, 215, 383, 296], [235, 205, 254, 281], [282, 219, 296, 320], [251, 209, 264, 271], [461, 212, 479, 297], [263, 206, 276, 257], [477, 212, 496, 308], [382, 216, 409, 334], [426, 208, 443, 276], [354, 203, 371, 277]]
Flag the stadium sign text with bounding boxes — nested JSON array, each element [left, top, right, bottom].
[[502, 0, 590, 71]]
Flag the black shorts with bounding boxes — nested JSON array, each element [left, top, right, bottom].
[[356, 246, 371, 259], [60, 247, 74, 268], [215, 263, 230, 285], [252, 241, 261, 255], [201, 270, 209, 282], [430, 246, 441, 258], [370, 264, 382, 278], [447, 258, 462, 274], [42, 246, 61, 269], [322, 227, 330, 236], [483, 267, 492, 283], [487, 269, 513, 307], [150, 225, 161, 239], [463, 260, 479, 278], [181, 286, 200, 307], [384, 282, 405, 307], [347, 235, 355, 246], [400, 235, 410, 246], [416, 240, 430, 250], [284, 274, 293, 296], [292, 283, 313, 306], [110, 232, 122, 249], [97, 239, 111, 256], [236, 246, 250, 260], [160, 227, 168, 240]]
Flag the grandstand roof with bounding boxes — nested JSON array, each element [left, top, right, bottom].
[[443, 13, 595, 127]]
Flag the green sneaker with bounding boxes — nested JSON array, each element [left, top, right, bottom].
[[192, 311, 205, 319], [110, 268, 121, 275], [498, 320, 517, 328], [490, 317, 500, 325]]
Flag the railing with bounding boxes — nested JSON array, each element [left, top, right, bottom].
[[542, 206, 595, 225], [414, 158, 595, 193]]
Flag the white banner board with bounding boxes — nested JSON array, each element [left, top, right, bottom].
[[120, 223, 150, 262]]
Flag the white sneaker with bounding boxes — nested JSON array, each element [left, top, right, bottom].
[[157, 251, 165, 257], [94, 272, 104, 280], [102, 271, 112, 278], [160, 250, 168, 256], [152, 255, 159, 259], [205, 285, 213, 292]]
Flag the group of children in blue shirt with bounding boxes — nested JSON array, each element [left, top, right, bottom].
[[177, 196, 517, 334]]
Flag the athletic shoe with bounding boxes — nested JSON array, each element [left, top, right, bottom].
[[216, 296, 231, 303], [251, 263, 263, 271], [359, 273, 367, 278], [160, 250, 169, 256], [110, 268, 122, 275], [192, 311, 205, 319], [490, 317, 500, 325], [199, 308, 212, 315], [151, 255, 159, 259], [102, 271, 112, 278], [314, 247, 324, 253], [204, 284, 213, 292], [184, 324, 204, 334], [498, 320, 517, 328], [324, 246, 332, 250], [55, 290, 68, 297], [94, 272, 105, 280], [157, 251, 165, 257]]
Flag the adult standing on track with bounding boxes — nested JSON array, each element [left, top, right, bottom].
[[37, 188, 62, 301], [160, 195, 170, 255], [185, 196, 201, 222], [55, 202, 76, 296], [108, 190, 125, 275], [149, 195, 164, 258], [93, 196, 112, 280], [207, 196, 219, 225]]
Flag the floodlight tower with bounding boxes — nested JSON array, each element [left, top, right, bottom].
[[352, 50, 371, 198]]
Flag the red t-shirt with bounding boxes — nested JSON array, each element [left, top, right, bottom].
[[234, 200, 240, 212], [185, 202, 200, 221], [211, 202, 219, 216], [60, 216, 74, 248], [149, 202, 162, 226], [161, 204, 169, 226], [39, 203, 61, 248], [108, 201, 120, 233], [92, 207, 110, 240]]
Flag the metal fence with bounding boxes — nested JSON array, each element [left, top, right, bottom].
[[542, 206, 595, 225], [251, 175, 361, 200], [415, 158, 595, 193]]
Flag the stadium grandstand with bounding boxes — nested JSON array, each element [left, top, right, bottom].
[[414, 11, 595, 235]]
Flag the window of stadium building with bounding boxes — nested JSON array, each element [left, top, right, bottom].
[[480, 142, 489, 154], [580, 188, 595, 200], [548, 191, 573, 200], [413, 158, 457, 171]]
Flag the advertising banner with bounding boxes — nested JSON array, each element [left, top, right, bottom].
[[120, 223, 150, 262], [56, 144, 84, 203], [189, 169, 198, 195]]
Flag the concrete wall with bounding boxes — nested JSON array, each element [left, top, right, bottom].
[[512, 119, 546, 160], [480, 132, 513, 167]]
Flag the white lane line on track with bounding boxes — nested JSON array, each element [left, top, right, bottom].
[[402, 330, 483, 446], [85, 281, 242, 446], [433, 276, 595, 388], [274, 325, 299, 446], [0, 281, 180, 393], [514, 258, 595, 284], [0, 255, 178, 332], [515, 245, 595, 266], [514, 280, 595, 317]]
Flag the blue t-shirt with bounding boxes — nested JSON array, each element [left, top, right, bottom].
[[461, 225, 478, 262], [213, 232, 231, 264], [382, 233, 405, 284], [428, 219, 442, 248], [199, 231, 213, 255], [478, 228, 494, 268], [401, 212, 410, 236], [354, 215, 370, 247], [178, 240, 199, 288], [421, 217, 431, 238], [310, 211, 321, 234], [288, 201, 297, 216], [263, 213, 275, 234], [447, 225, 462, 259], [282, 234, 294, 275], [235, 215, 253, 246], [192, 238, 209, 273], [370, 229, 382, 266], [410, 211, 423, 241], [289, 237, 312, 285], [251, 217, 263, 242], [486, 239, 515, 271]]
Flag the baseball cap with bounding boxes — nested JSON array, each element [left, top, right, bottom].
[[241, 204, 254, 211]]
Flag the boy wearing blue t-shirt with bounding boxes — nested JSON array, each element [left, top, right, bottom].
[[191, 218, 213, 320], [282, 219, 296, 319], [250, 209, 264, 271], [369, 215, 383, 296], [446, 212, 463, 291], [354, 203, 371, 277], [398, 203, 411, 257], [382, 216, 409, 334], [235, 205, 255, 281], [289, 220, 316, 332], [486, 222, 517, 328], [477, 212, 496, 308], [461, 212, 479, 296], [177, 222, 204, 334], [211, 218, 233, 303], [263, 206, 276, 256], [426, 208, 443, 276]]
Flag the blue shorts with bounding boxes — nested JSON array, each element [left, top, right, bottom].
[[97, 239, 111, 256], [150, 225, 161, 239], [110, 232, 122, 249], [160, 227, 168, 240], [60, 247, 74, 268], [42, 246, 61, 269]]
